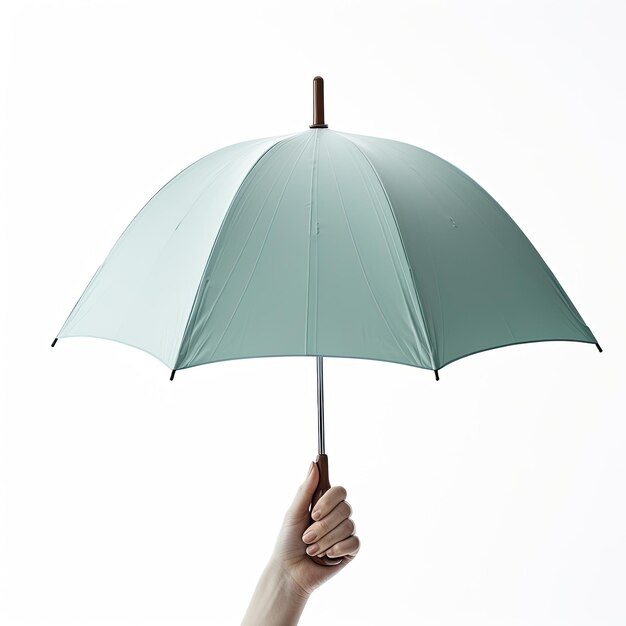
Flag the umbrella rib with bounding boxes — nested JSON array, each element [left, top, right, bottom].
[[335, 133, 438, 370], [203, 133, 316, 362], [305, 129, 321, 354], [196, 139, 306, 344], [323, 138, 417, 367], [338, 135, 432, 368], [173, 134, 301, 369], [56, 149, 226, 341]]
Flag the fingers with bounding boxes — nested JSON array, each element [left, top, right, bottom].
[[302, 500, 352, 544], [305, 517, 356, 557], [324, 535, 360, 558], [311, 485, 347, 521], [300, 483, 360, 562]]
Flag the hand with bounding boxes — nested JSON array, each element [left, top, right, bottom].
[[241, 463, 360, 625], [270, 461, 360, 598]]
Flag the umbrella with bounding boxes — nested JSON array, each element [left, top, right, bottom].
[[52, 76, 601, 565]]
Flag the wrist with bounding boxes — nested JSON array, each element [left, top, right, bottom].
[[267, 557, 311, 602], [241, 559, 309, 626]]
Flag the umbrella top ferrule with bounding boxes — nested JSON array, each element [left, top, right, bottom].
[[309, 76, 329, 129]]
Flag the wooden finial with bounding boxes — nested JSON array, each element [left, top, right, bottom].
[[309, 76, 328, 128]]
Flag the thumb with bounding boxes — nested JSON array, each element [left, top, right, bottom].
[[286, 461, 319, 520]]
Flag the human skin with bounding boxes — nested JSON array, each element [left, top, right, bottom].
[[241, 462, 360, 625]]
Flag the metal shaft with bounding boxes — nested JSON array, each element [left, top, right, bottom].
[[316, 356, 325, 454]]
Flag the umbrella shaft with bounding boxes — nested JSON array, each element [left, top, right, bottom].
[[317, 356, 325, 455]]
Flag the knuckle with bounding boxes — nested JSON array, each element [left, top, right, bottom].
[[341, 501, 352, 518], [317, 517, 330, 534], [346, 518, 356, 534]]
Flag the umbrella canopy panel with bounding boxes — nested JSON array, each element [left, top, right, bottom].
[[56, 134, 291, 367], [57, 128, 597, 373], [176, 130, 433, 371], [338, 130, 597, 368]]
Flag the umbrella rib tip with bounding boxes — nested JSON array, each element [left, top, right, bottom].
[[170, 369, 176, 381], [51, 337, 58, 348], [434, 369, 440, 381]]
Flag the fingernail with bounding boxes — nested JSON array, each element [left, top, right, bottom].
[[312, 509, 321, 520], [306, 544, 319, 555], [302, 530, 317, 543]]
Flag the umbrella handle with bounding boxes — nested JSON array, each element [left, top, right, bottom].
[[308, 453, 344, 566]]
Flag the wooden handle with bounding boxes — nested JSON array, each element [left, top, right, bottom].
[[308, 453, 343, 566]]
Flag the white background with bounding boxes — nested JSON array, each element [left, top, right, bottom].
[[1, 1, 625, 624]]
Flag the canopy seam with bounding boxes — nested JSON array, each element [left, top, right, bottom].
[[173, 133, 301, 370], [335, 132, 438, 370]]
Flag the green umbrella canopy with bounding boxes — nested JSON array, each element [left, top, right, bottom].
[[54, 76, 602, 567], [54, 79, 600, 379]]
